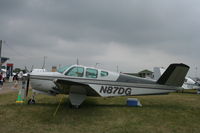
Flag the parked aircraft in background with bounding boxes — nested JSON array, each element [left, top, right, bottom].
[[27, 63, 189, 108], [153, 67, 200, 91]]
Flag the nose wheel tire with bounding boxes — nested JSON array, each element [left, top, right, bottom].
[[28, 99, 36, 104]]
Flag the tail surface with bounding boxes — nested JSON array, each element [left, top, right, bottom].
[[157, 63, 190, 87], [153, 67, 165, 80]]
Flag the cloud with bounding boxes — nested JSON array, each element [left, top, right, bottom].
[[0, 0, 200, 77]]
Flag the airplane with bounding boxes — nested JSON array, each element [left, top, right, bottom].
[[27, 63, 189, 108], [153, 67, 200, 91]]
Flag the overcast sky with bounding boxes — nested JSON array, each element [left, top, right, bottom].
[[0, 0, 200, 76]]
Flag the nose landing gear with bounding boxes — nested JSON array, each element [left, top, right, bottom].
[[28, 92, 36, 104], [28, 99, 36, 104]]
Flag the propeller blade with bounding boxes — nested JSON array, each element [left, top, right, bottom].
[[26, 74, 30, 97]]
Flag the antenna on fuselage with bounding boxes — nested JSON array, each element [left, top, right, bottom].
[[95, 63, 101, 68], [30, 65, 34, 72], [0, 40, 2, 72], [76, 58, 79, 65], [42, 56, 47, 69], [195, 67, 198, 78]]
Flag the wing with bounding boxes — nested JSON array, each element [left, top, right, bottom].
[[54, 79, 101, 96], [53, 78, 177, 97]]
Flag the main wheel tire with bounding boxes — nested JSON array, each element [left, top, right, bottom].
[[74, 105, 80, 109], [69, 103, 80, 109]]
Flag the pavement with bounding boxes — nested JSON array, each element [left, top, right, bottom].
[[0, 81, 21, 94]]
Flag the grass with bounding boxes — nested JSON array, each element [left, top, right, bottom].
[[0, 91, 200, 133]]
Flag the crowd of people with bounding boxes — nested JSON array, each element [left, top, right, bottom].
[[0, 72, 3, 89], [0, 71, 22, 90]]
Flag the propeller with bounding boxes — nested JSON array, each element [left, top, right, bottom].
[[24, 65, 34, 98], [25, 74, 30, 97]]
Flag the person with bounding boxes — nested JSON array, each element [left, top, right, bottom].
[[13, 73, 19, 81], [13, 73, 19, 89], [3, 72, 6, 82], [18, 71, 23, 80], [0, 72, 3, 90]]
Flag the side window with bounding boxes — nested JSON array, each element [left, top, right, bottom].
[[65, 67, 84, 77], [86, 68, 98, 78], [101, 71, 109, 77]]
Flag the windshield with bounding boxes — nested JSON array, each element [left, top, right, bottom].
[[65, 66, 84, 77], [57, 65, 71, 74]]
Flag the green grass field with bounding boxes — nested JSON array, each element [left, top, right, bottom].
[[0, 91, 200, 133]]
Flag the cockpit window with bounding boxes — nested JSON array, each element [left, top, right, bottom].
[[101, 71, 109, 77], [57, 65, 71, 73], [65, 67, 84, 77], [86, 68, 98, 78]]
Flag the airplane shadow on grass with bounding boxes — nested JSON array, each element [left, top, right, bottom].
[[23, 98, 128, 109], [24, 99, 187, 111]]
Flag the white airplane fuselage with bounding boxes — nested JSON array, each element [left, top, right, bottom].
[[29, 64, 189, 106], [30, 64, 186, 97]]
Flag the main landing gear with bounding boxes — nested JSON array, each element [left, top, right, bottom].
[[69, 103, 80, 109], [68, 86, 86, 109]]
